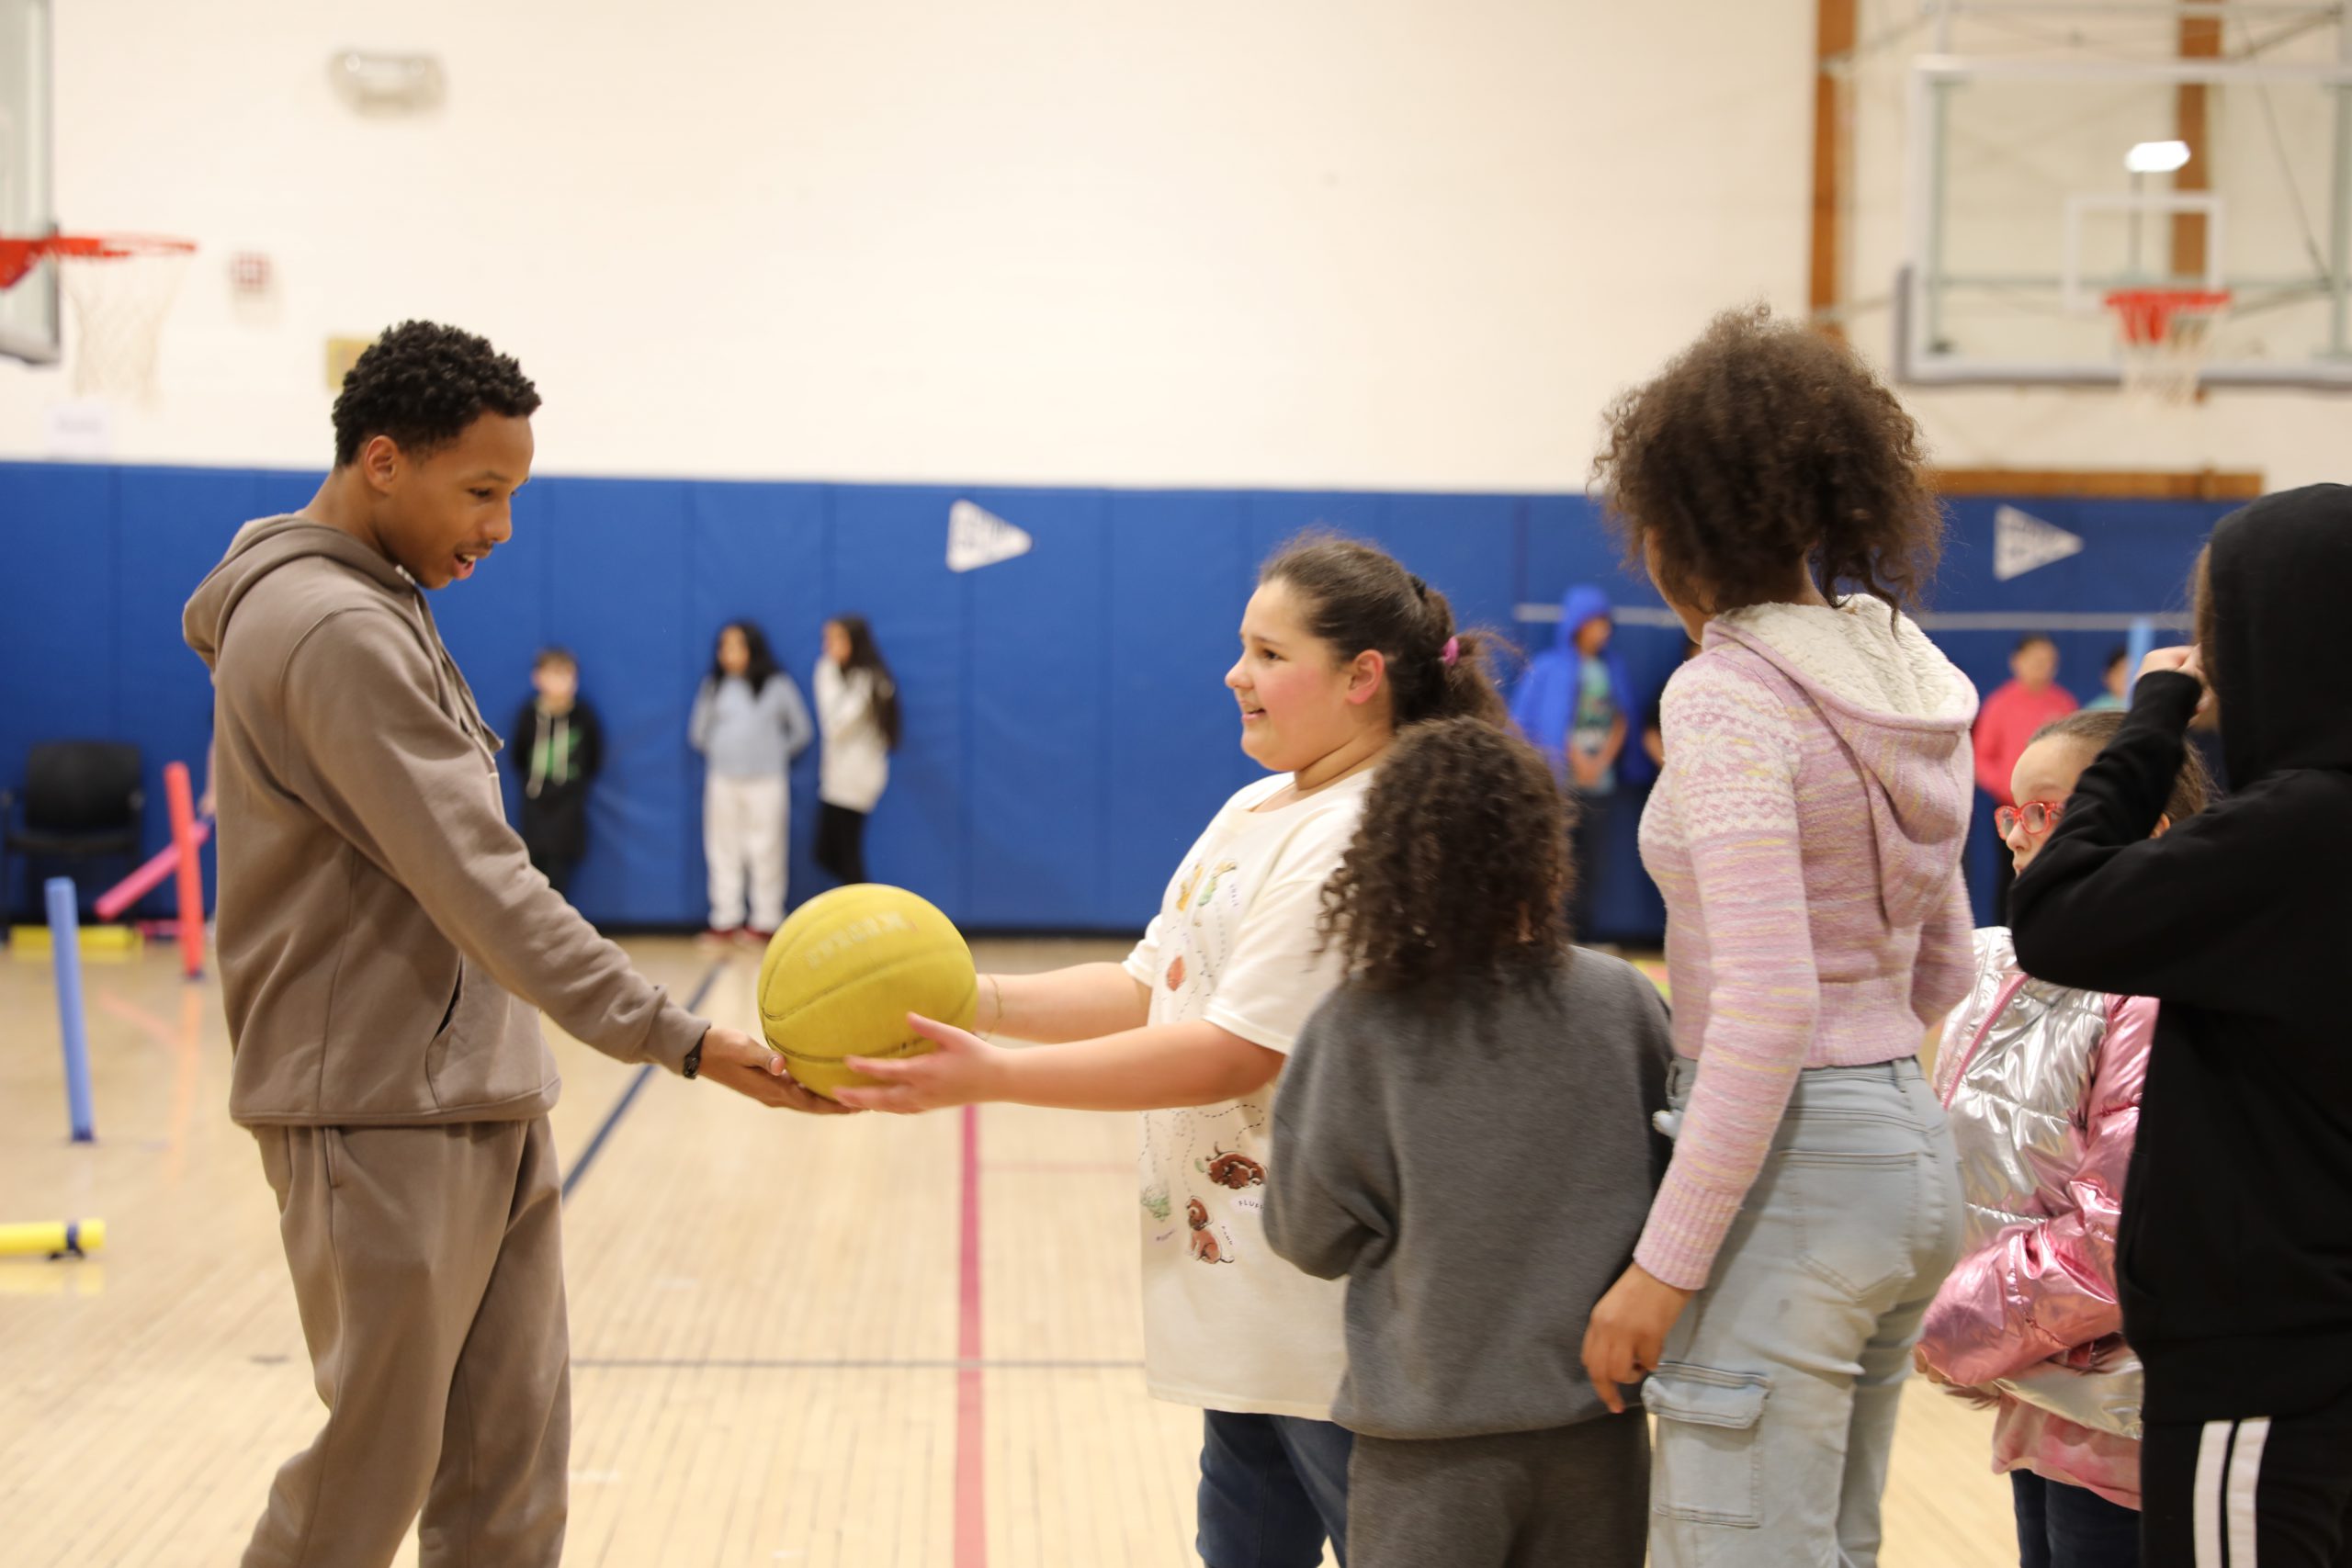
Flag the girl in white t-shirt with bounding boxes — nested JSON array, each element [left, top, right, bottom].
[[812, 614, 900, 887], [836, 535, 1506, 1568]]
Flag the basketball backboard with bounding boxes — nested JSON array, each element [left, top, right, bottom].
[[0, 0, 55, 365], [1897, 2, 2352, 389]]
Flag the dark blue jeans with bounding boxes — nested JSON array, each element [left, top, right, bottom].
[[1197, 1410, 1351, 1568], [1569, 788, 1613, 944], [2013, 1472, 2141, 1568]]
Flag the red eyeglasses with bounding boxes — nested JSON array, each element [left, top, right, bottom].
[[1996, 800, 2067, 837]]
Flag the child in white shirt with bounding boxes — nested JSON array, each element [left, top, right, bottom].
[[834, 536, 1509, 1568]]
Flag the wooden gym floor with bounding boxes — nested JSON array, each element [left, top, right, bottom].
[[0, 937, 2014, 1566]]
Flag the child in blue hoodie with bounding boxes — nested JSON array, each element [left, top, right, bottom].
[[1511, 584, 1646, 943]]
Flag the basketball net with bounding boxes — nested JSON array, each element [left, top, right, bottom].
[[2105, 288, 2229, 407], [57, 237, 194, 405], [0, 233, 198, 405]]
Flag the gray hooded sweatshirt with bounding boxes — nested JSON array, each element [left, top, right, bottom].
[[184, 515, 707, 1127], [1262, 951, 1676, 1439]]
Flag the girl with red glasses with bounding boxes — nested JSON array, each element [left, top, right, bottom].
[[1996, 797, 2067, 839], [1916, 708, 2210, 1568]]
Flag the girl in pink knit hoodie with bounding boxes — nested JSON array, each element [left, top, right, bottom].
[[1579, 308, 1979, 1568]]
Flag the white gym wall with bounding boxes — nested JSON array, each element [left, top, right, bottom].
[[0, 0, 1808, 485], [0, 0, 2339, 489]]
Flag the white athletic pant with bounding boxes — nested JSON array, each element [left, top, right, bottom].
[[705, 773, 787, 931]]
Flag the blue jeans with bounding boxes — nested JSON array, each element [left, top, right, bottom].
[[2013, 1472, 2141, 1568], [1645, 1056, 1963, 1568], [1197, 1410, 1351, 1568], [1569, 788, 1613, 944]]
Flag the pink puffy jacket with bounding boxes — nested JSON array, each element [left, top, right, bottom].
[[1917, 927, 2152, 1510]]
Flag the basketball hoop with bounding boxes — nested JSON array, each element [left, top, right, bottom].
[[2104, 288, 2230, 406], [0, 232, 197, 403]]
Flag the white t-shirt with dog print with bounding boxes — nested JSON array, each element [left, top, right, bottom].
[[1123, 768, 1374, 1418]]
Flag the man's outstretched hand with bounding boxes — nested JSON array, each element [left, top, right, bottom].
[[697, 1025, 860, 1115]]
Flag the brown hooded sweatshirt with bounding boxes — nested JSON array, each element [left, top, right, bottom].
[[185, 515, 706, 1127]]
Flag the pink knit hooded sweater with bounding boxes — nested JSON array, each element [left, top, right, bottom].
[[1635, 599, 1980, 1290]]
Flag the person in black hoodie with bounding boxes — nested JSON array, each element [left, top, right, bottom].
[[509, 647, 603, 897], [2010, 483, 2352, 1568]]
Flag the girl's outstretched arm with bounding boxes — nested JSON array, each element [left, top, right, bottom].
[[838, 1012, 1280, 1113], [980, 963, 1150, 1044]]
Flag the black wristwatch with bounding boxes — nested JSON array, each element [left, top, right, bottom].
[[682, 1034, 705, 1080]]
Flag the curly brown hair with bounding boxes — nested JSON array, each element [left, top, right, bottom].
[[1317, 717, 1573, 990], [2032, 708, 2214, 823], [1592, 306, 1944, 616], [1261, 535, 1509, 728]]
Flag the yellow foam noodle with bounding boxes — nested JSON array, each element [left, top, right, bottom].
[[0, 1220, 107, 1258], [9, 926, 143, 961]]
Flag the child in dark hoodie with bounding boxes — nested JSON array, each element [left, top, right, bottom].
[[2011, 484, 2352, 1567], [183, 321, 840, 1568], [510, 646, 603, 898]]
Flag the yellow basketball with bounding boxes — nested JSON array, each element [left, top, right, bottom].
[[756, 884, 978, 1100]]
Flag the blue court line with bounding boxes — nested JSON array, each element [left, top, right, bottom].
[[560, 957, 729, 1203]]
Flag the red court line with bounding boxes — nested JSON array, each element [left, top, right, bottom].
[[956, 1103, 987, 1568]]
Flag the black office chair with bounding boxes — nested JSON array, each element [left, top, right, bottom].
[[2, 741, 145, 923]]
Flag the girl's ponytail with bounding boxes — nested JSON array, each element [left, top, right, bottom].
[[1261, 538, 1507, 728]]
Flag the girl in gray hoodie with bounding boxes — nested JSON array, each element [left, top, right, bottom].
[[1262, 717, 1674, 1568], [690, 619, 812, 942]]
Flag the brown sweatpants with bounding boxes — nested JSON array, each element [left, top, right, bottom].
[[1347, 1414, 1651, 1568], [244, 1117, 570, 1568]]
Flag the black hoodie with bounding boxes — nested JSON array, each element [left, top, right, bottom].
[[508, 696, 604, 863], [2011, 483, 2352, 1424]]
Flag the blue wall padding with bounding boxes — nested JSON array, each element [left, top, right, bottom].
[[0, 461, 2237, 940], [831, 484, 976, 920], [1102, 491, 1260, 912], [541, 479, 700, 920]]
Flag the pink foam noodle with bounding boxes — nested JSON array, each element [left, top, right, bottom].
[[93, 818, 211, 922]]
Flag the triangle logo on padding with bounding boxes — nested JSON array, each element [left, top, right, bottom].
[[946, 500, 1034, 573], [1993, 504, 2085, 582]]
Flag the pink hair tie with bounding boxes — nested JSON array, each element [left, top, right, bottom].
[[1441, 636, 1460, 668]]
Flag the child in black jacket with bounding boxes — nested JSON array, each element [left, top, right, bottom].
[[510, 647, 603, 897], [2012, 483, 2352, 1568]]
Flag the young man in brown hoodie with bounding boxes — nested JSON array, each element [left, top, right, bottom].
[[184, 321, 843, 1568]]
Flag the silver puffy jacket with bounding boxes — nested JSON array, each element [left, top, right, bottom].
[[1918, 928, 2153, 1441]]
